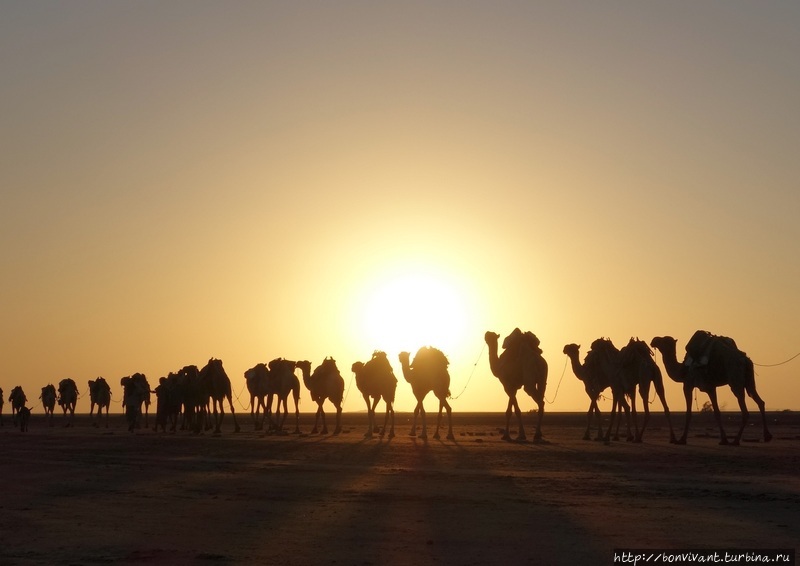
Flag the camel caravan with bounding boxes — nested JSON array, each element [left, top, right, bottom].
[[1, 329, 775, 446]]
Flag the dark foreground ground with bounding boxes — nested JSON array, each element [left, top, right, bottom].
[[0, 411, 798, 565]]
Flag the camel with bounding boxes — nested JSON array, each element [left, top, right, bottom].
[[9, 386, 27, 428], [352, 351, 397, 439], [176, 365, 208, 433], [40, 384, 57, 427], [154, 373, 182, 433], [88, 377, 112, 428], [650, 333, 772, 445], [121, 373, 152, 432], [484, 329, 548, 441], [563, 339, 632, 442], [57, 378, 78, 427], [618, 338, 676, 443], [398, 347, 454, 440], [244, 363, 270, 431], [297, 358, 344, 435], [266, 358, 301, 434], [199, 358, 240, 434]]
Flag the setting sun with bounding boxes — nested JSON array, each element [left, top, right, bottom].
[[357, 266, 472, 357]]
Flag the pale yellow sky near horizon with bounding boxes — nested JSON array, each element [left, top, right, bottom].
[[1, 2, 799, 418]]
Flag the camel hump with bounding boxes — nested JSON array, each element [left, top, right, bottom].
[[412, 346, 449, 369], [686, 330, 743, 366]]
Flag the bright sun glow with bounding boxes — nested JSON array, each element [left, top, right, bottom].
[[358, 268, 471, 357]]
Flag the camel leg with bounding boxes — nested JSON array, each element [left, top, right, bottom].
[[293, 393, 300, 434], [653, 378, 676, 443], [678, 384, 692, 445], [746, 384, 772, 443], [409, 402, 420, 437], [334, 404, 342, 435], [418, 402, 428, 440], [314, 404, 324, 434], [637, 389, 650, 443], [707, 389, 728, 445], [382, 401, 395, 438], [733, 391, 749, 446], [624, 394, 635, 442], [583, 401, 593, 440], [605, 398, 618, 444], [512, 397, 526, 442], [228, 394, 240, 433], [593, 400, 604, 441], [364, 396, 376, 438], [503, 398, 514, 441], [533, 395, 544, 441], [438, 398, 454, 440]]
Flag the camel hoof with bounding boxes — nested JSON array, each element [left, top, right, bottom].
[[433, 433, 440, 440], [676, 438, 687, 445], [446, 433, 455, 440], [582, 433, 591, 441], [388, 431, 395, 439], [311, 427, 319, 434], [321, 428, 328, 435], [764, 432, 773, 443], [235, 426, 241, 433], [502, 434, 512, 441], [516, 435, 527, 442], [333, 428, 341, 435], [409, 431, 417, 437], [719, 438, 729, 446], [419, 433, 427, 440]]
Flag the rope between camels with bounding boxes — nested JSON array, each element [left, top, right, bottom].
[[754, 352, 800, 367], [233, 383, 251, 411], [341, 371, 356, 405], [450, 343, 485, 400], [544, 356, 567, 404]]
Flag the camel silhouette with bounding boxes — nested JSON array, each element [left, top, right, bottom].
[[40, 384, 57, 427], [199, 358, 240, 434], [297, 358, 344, 435], [121, 373, 152, 432], [266, 358, 301, 434], [244, 363, 270, 431], [563, 340, 634, 442], [485, 329, 548, 441], [651, 333, 772, 445], [352, 351, 397, 439], [398, 347, 454, 440], [618, 338, 676, 443], [88, 377, 112, 428], [57, 378, 78, 427], [176, 365, 208, 433], [9, 386, 27, 429]]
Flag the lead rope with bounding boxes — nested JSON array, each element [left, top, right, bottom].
[[754, 352, 800, 367], [450, 343, 485, 400], [544, 356, 567, 404]]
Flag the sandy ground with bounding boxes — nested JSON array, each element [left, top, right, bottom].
[[0, 410, 797, 566]]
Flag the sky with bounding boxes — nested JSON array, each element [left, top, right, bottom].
[[2, 2, 799, 417]]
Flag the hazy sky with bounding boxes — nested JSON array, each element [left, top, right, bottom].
[[2, 2, 798, 416]]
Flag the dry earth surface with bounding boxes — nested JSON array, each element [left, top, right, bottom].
[[1, 411, 798, 565]]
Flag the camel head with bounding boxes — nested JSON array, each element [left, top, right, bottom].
[[398, 351, 411, 367], [562, 343, 581, 358], [295, 360, 311, 376], [351, 361, 364, 375], [650, 336, 676, 354], [484, 331, 500, 347]]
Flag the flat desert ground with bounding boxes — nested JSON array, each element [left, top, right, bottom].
[[1, 411, 798, 565]]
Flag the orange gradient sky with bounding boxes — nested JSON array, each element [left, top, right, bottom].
[[1, 3, 798, 415]]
